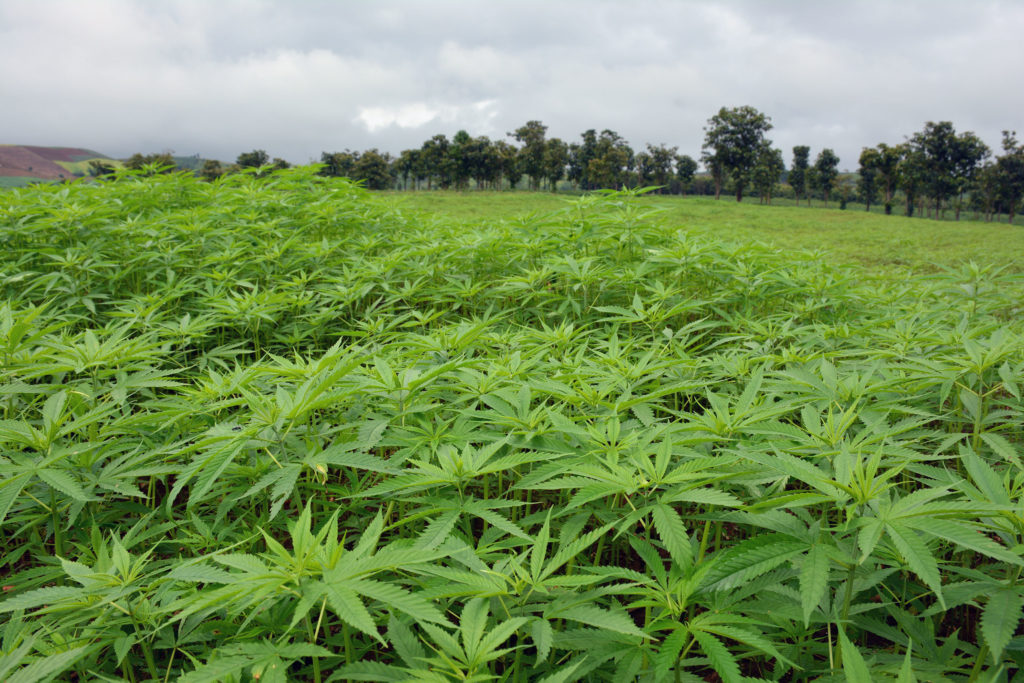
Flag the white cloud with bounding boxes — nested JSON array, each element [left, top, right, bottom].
[[1, 0, 1022, 166], [355, 100, 499, 135]]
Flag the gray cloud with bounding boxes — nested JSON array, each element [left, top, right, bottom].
[[2, 0, 1021, 168]]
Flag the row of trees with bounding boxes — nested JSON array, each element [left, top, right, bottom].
[[856, 125, 1024, 222], [317, 123, 701, 195], [108, 106, 1024, 222], [696, 106, 1024, 221]]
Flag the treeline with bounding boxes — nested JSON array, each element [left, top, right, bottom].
[[104, 106, 1024, 223], [319, 122, 701, 195]]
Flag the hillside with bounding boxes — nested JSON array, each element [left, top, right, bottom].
[[0, 144, 119, 186]]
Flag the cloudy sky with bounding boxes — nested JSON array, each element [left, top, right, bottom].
[[2, 0, 1022, 169]]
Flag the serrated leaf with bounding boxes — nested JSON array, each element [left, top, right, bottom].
[[324, 583, 384, 645], [800, 544, 829, 627], [651, 503, 692, 569], [557, 604, 648, 639], [903, 516, 1022, 566], [349, 578, 446, 625], [691, 629, 740, 683], [168, 563, 236, 584], [0, 586, 84, 613], [36, 469, 89, 502], [886, 523, 944, 607], [700, 534, 806, 591], [980, 432, 1022, 468], [981, 588, 1024, 663], [536, 657, 585, 683], [532, 618, 554, 667], [837, 627, 872, 683], [897, 643, 917, 683], [415, 510, 459, 550], [8, 645, 89, 683]]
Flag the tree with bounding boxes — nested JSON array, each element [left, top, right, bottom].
[[449, 130, 475, 190], [319, 151, 358, 178], [701, 105, 773, 202], [236, 149, 270, 168], [857, 147, 880, 212], [199, 159, 224, 182], [812, 148, 840, 206], [996, 130, 1024, 224], [395, 149, 420, 190], [790, 146, 810, 206], [352, 149, 393, 190], [675, 155, 698, 195], [909, 121, 959, 218], [586, 130, 634, 189], [543, 138, 569, 191], [494, 140, 520, 190], [634, 151, 654, 187], [87, 159, 117, 178], [420, 134, 452, 189], [640, 144, 677, 192], [897, 143, 927, 217], [872, 143, 901, 214], [568, 129, 599, 190], [125, 152, 176, 175], [950, 131, 989, 220], [510, 120, 548, 190], [971, 161, 1001, 222], [751, 144, 784, 204], [468, 136, 501, 190]]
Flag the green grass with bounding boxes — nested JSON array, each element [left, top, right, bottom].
[[395, 191, 1024, 275], [0, 176, 42, 188], [2, 171, 1023, 681]]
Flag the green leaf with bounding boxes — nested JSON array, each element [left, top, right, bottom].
[[651, 503, 692, 569], [903, 516, 1022, 566], [388, 615, 427, 668], [532, 618, 554, 667], [981, 588, 1024, 663], [557, 604, 648, 639], [323, 584, 384, 645], [178, 655, 253, 683], [8, 646, 89, 683], [0, 586, 84, 613], [980, 432, 1023, 469], [36, 469, 88, 502], [700, 534, 806, 591], [886, 523, 944, 607], [837, 627, 873, 683], [897, 643, 917, 683], [800, 543, 829, 627], [536, 658, 585, 683], [690, 629, 740, 683], [415, 510, 459, 550]]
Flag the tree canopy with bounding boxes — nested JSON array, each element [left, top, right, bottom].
[[702, 105, 773, 202]]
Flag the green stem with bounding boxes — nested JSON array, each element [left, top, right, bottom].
[[837, 563, 858, 669]]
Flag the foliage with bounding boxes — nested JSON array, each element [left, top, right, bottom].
[[237, 149, 271, 168], [811, 148, 840, 207], [751, 145, 785, 204], [2, 171, 1024, 681], [790, 146, 810, 206], [702, 105, 774, 202]]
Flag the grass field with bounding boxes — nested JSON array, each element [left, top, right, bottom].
[[2, 171, 1023, 681], [395, 191, 1024, 275]]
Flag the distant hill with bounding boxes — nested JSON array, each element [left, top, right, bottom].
[[0, 145, 121, 187]]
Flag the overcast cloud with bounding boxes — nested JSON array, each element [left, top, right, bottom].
[[2, 0, 1022, 169]]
